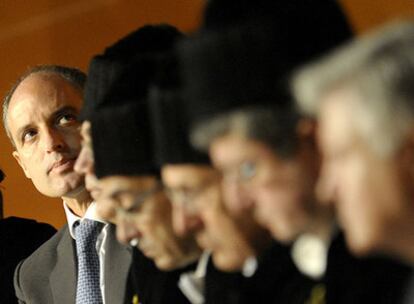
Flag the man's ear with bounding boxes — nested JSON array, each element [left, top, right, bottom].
[[12, 151, 31, 179]]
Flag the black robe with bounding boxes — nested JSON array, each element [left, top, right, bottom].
[[125, 247, 194, 304]]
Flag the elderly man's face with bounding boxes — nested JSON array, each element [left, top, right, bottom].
[[97, 175, 200, 270], [210, 134, 319, 243], [8, 73, 84, 198], [162, 164, 270, 271], [317, 88, 414, 256]]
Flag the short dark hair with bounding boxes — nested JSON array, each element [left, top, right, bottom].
[[2, 65, 86, 146]]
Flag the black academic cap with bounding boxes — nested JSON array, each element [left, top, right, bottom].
[[178, 27, 292, 124], [91, 101, 157, 179], [80, 24, 183, 120], [148, 85, 210, 166], [178, 0, 352, 124]]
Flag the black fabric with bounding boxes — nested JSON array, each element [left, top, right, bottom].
[[323, 233, 412, 304], [204, 241, 314, 304], [204, 235, 412, 304], [124, 247, 193, 304], [91, 102, 157, 178], [0, 217, 56, 304]]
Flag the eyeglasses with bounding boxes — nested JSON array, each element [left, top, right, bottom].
[[111, 182, 163, 218], [221, 160, 257, 184], [163, 177, 218, 213]]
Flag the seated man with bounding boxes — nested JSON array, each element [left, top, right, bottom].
[[4, 65, 131, 303], [179, 23, 412, 303], [75, 27, 200, 302], [0, 169, 56, 304], [148, 57, 302, 304], [75, 102, 200, 304], [293, 20, 414, 300]]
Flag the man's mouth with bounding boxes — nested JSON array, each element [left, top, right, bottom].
[[48, 158, 76, 174]]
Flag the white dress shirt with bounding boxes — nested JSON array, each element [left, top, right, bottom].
[[64, 202, 109, 304]]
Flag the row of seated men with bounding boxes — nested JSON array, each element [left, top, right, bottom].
[[2, 0, 414, 303]]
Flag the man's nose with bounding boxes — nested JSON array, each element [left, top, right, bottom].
[[42, 127, 66, 153], [74, 146, 92, 174], [172, 203, 203, 237], [116, 217, 142, 245], [316, 163, 337, 206], [222, 180, 253, 215]]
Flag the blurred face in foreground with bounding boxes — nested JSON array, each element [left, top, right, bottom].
[[97, 175, 200, 270], [317, 88, 414, 259], [74, 124, 200, 270], [74, 121, 102, 201], [162, 164, 271, 271], [210, 128, 322, 243]]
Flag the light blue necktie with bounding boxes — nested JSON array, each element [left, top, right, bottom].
[[74, 219, 104, 304]]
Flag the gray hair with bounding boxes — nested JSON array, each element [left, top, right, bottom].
[[191, 106, 300, 159], [2, 65, 86, 146], [293, 20, 414, 157]]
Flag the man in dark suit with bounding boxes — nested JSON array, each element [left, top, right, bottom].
[[0, 169, 56, 304], [3, 65, 131, 303]]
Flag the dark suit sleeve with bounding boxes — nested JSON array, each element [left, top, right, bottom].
[[14, 260, 26, 304]]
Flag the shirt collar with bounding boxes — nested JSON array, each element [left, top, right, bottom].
[[63, 201, 107, 239], [291, 233, 329, 279]]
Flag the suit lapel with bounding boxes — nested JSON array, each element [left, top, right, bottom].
[[50, 226, 77, 303], [105, 224, 133, 303]]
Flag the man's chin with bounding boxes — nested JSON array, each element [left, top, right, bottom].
[[51, 174, 87, 199]]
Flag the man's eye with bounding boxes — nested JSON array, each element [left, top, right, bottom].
[[22, 130, 37, 143], [58, 113, 78, 125], [239, 161, 257, 181]]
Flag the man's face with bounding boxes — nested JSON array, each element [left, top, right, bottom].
[[317, 88, 414, 256], [97, 175, 200, 270], [74, 121, 102, 201], [8, 73, 84, 198], [161, 165, 212, 238], [162, 164, 270, 271], [210, 134, 318, 243], [197, 182, 270, 271]]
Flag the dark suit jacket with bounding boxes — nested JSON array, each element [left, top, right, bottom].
[[1, 217, 56, 304], [14, 223, 132, 304]]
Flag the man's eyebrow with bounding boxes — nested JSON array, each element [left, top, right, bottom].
[[52, 106, 79, 119]]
